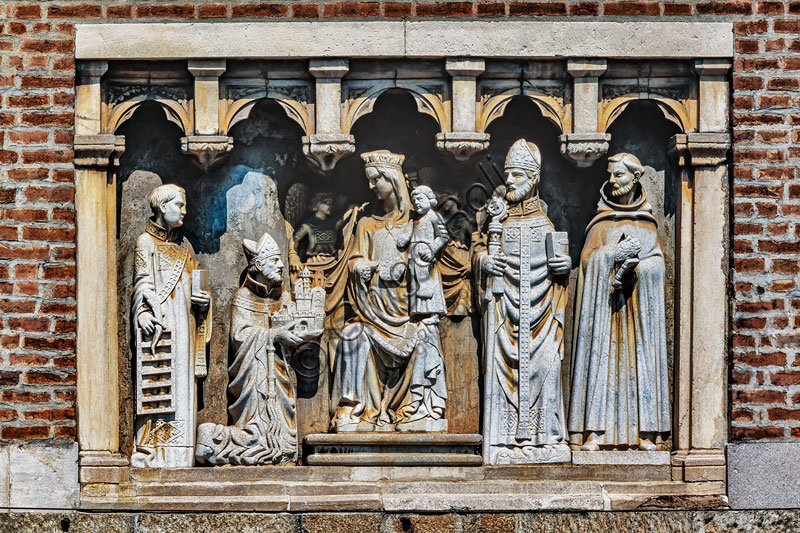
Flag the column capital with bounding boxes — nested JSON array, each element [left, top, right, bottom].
[[694, 59, 732, 77], [74, 134, 125, 168], [77, 60, 108, 82], [187, 59, 226, 78], [669, 132, 730, 167], [445, 58, 485, 77], [309, 59, 349, 79], [567, 58, 607, 78]]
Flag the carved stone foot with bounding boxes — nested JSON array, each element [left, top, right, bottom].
[[639, 439, 657, 451], [559, 133, 611, 167], [181, 135, 234, 170], [491, 442, 572, 464], [302, 133, 356, 171], [436, 132, 490, 161]]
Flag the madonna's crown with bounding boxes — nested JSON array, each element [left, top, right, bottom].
[[361, 150, 405, 171]]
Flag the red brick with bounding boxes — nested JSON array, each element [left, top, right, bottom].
[[53, 92, 74, 106], [53, 170, 74, 183], [292, 3, 320, 17], [768, 78, 800, 90], [42, 265, 76, 279], [766, 38, 786, 52], [6, 317, 49, 332], [758, 1, 784, 13], [414, 2, 473, 16], [734, 316, 767, 329], [0, 299, 36, 314], [733, 389, 786, 404], [22, 227, 74, 243], [759, 130, 789, 143], [40, 302, 75, 315], [21, 150, 73, 164], [733, 75, 763, 90], [696, 0, 752, 14], [734, 20, 768, 35], [733, 113, 784, 126], [0, 371, 20, 386], [47, 4, 103, 17], [758, 167, 795, 180], [8, 22, 27, 35], [602, 1, 660, 15], [736, 39, 760, 54], [23, 408, 75, 422], [7, 95, 48, 108], [197, 3, 228, 17], [14, 4, 42, 18], [477, 2, 505, 16], [9, 354, 50, 368], [8, 131, 49, 145], [0, 410, 16, 422], [734, 351, 787, 367], [20, 76, 73, 89], [136, 4, 196, 17], [1, 426, 50, 440], [0, 209, 48, 222], [732, 427, 785, 440], [20, 39, 73, 54], [0, 392, 33, 409], [734, 258, 764, 273], [21, 112, 73, 126], [231, 3, 289, 17], [23, 370, 76, 385], [768, 408, 800, 421], [731, 409, 755, 422], [772, 258, 799, 272], [509, 2, 567, 15], [663, 2, 691, 15], [106, 4, 133, 17], [24, 186, 74, 202], [569, 1, 599, 14], [0, 151, 19, 165], [52, 284, 76, 299], [54, 426, 76, 439]]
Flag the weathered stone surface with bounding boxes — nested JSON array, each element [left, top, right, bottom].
[[728, 443, 800, 510], [572, 451, 671, 465], [299, 513, 383, 533], [8, 443, 78, 509], [76, 22, 733, 60]]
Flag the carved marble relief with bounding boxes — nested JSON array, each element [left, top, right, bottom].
[[111, 58, 691, 470]]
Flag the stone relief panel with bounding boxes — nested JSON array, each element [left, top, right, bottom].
[[112, 60, 685, 468]]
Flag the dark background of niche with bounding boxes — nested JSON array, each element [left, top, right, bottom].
[[114, 92, 679, 453]]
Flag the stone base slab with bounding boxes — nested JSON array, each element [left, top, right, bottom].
[[304, 432, 480, 466], [80, 466, 726, 512], [572, 451, 671, 466]]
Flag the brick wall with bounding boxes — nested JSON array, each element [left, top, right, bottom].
[[0, 0, 796, 443]]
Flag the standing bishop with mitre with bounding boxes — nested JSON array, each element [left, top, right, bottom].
[[474, 139, 572, 464], [568, 153, 669, 451]]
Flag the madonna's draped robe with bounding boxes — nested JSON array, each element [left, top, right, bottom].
[[330, 208, 447, 431], [568, 187, 670, 447]]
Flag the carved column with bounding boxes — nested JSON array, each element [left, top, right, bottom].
[[75, 61, 128, 483], [669, 131, 731, 482], [559, 59, 610, 167], [436, 58, 490, 161], [181, 59, 233, 170], [302, 59, 355, 171]]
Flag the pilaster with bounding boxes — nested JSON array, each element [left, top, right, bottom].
[[182, 60, 233, 170]]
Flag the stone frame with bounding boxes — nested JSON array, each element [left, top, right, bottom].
[[73, 21, 733, 510]]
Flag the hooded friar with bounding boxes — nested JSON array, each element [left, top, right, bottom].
[[196, 231, 300, 465], [568, 153, 670, 451]]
